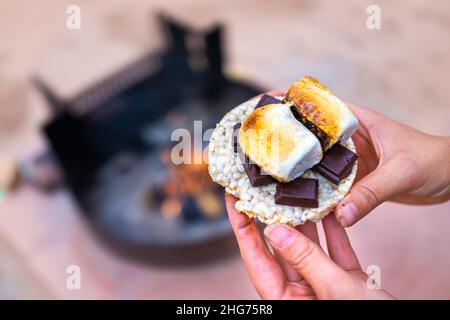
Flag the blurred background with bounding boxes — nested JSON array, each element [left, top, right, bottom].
[[0, 0, 449, 299]]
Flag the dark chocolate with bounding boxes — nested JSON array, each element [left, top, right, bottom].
[[254, 95, 282, 109], [275, 178, 319, 208], [240, 154, 276, 187], [233, 123, 241, 153], [313, 144, 357, 184]]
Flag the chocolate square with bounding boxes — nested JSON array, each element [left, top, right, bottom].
[[313, 144, 357, 184], [240, 154, 276, 187], [254, 95, 281, 109], [275, 178, 319, 208], [232, 123, 241, 153]]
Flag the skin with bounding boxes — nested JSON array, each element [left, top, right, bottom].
[[225, 93, 450, 299], [266, 91, 450, 227], [226, 195, 394, 299], [336, 102, 450, 226]]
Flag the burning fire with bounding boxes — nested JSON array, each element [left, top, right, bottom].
[[155, 147, 223, 219]]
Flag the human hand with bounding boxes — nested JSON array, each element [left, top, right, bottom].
[[225, 195, 394, 300], [336, 103, 450, 227], [258, 92, 450, 226]]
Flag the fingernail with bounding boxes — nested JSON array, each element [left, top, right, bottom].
[[264, 225, 293, 248], [337, 202, 358, 227]]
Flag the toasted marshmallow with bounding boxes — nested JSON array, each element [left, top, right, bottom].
[[285, 76, 359, 150], [238, 103, 322, 182]]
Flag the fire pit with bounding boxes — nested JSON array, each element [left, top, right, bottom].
[[36, 15, 263, 264]]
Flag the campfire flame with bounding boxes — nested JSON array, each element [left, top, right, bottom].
[[155, 147, 222, 219]]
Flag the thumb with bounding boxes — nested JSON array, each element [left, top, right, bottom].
[[264, 224, 357, 299], [336, 158, 412, 227]]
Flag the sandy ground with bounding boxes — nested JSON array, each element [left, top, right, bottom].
[[0, 0, 449, 299]]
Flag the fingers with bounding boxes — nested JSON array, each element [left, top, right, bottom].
[[272, 248, 302, 282], [264, 224, 357, 299], [340, 102, 425, 226], [336, 158, 411, 227], [322, 214, 361, 271], [296, 221, 320, 244], [225, 195, 287, 299], [273, 222, 320, 282]]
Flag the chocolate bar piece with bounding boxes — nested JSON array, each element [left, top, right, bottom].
[[254, 95, 281, 109], [233, 123, 241, 153], [275, 178, 319, 208], [313, 144, 357, 184], [240, 154, 276, 187]]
